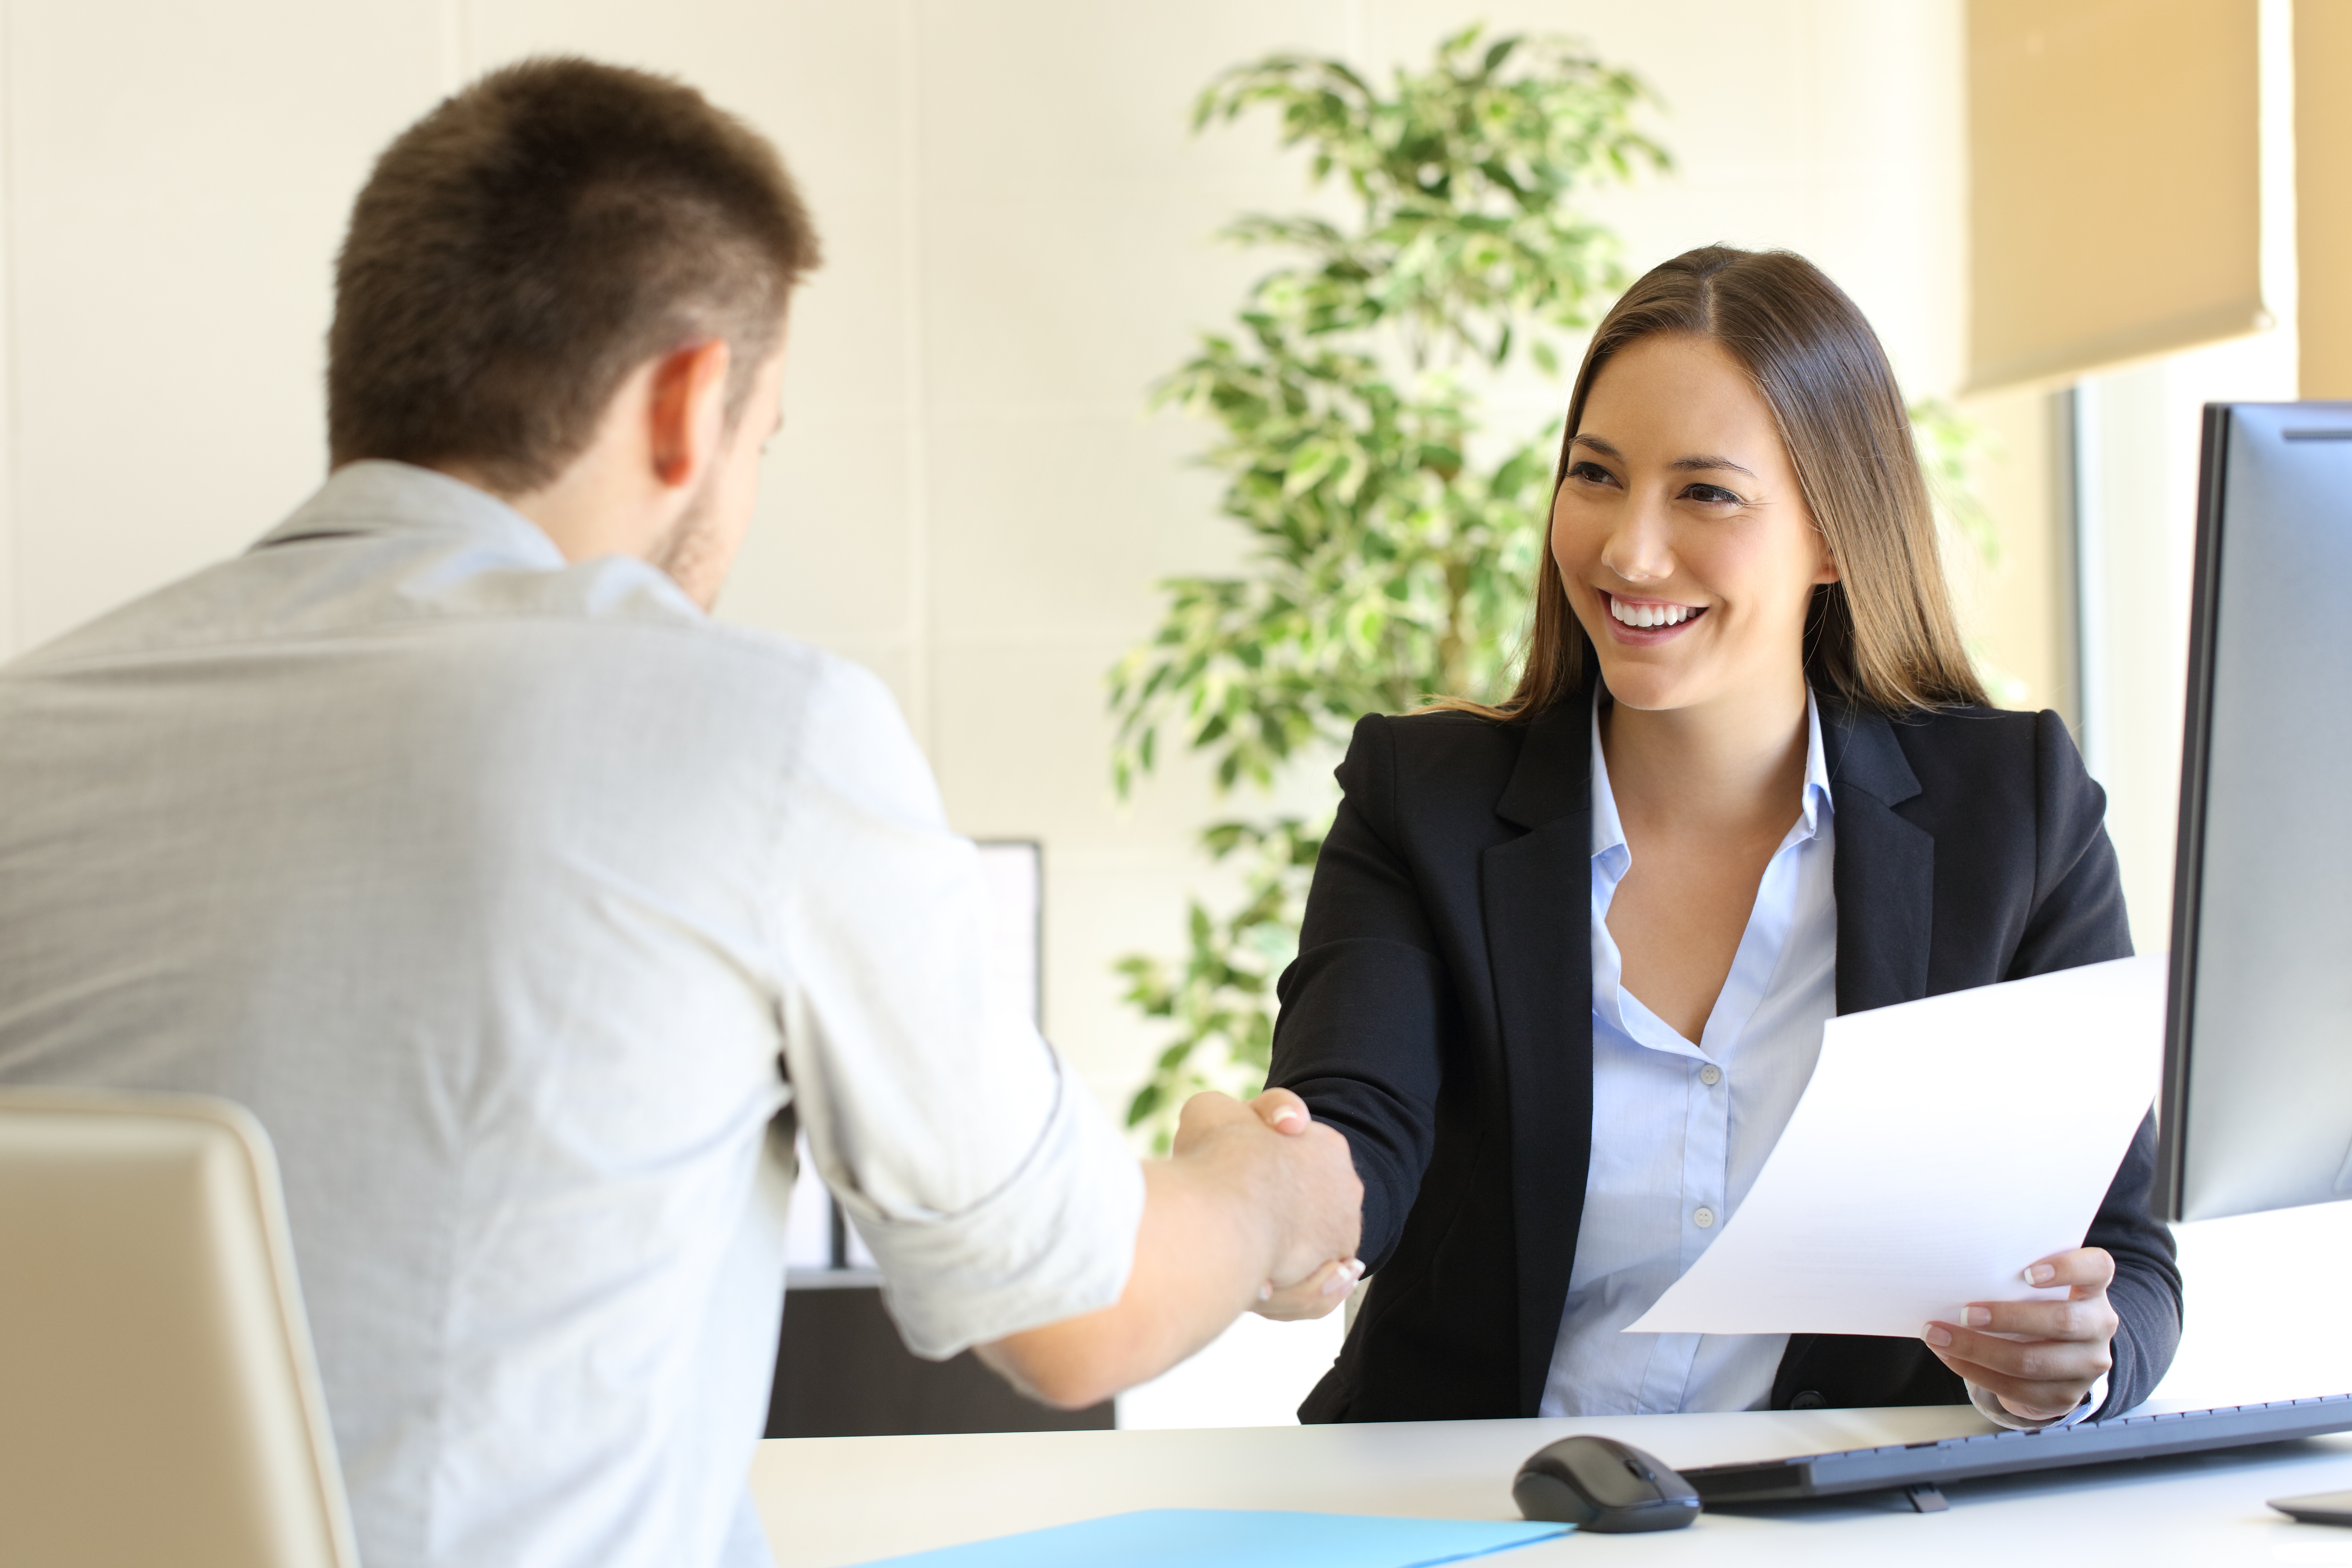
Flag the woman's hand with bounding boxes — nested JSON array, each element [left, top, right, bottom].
[[1253, 1255, 1365, 1320], [1245, 1088, 1364, 1321], [1923, 1246, 2118, 1421]]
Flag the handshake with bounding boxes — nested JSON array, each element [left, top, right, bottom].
[[978, 1082, 1365, 1410], [1171, 1087, 1366, 1323]]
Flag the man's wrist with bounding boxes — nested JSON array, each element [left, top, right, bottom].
[[1165, 1120, 1288, 1284]]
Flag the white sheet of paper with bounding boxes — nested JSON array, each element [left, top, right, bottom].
[[1625, 954, 2167, 1337]]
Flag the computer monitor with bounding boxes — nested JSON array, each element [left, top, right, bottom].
[[2159, 401, 2352, 1222]]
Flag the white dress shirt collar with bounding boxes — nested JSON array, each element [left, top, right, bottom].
[[1588, 685, 1833, 866], [1587, 686, 1834, 1059], [255, 459, 567, 567]]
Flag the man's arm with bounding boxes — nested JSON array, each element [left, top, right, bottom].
[[975, 1088, 1362, 1410]]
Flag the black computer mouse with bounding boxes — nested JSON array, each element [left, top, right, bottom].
[[1513, 1434, 1702, 1533]]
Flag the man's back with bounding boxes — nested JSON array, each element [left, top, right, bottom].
[[0, 462, 1129, 1568], [0, 55, 1373, 1568]]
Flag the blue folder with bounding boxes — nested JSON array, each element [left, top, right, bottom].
[[851, 1508, 1571, 1567]]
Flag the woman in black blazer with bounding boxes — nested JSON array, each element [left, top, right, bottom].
[[1267, 247, 2181, 1425]]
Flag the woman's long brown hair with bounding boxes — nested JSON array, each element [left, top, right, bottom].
[[1447, 245, 1986, 721]]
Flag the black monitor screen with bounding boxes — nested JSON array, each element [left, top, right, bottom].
[[2161, 401, 2352, 1222]]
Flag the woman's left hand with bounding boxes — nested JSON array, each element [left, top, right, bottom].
[[1922, 1245, 2118, 1421]]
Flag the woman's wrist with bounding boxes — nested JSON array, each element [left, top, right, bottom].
[[1967, 1374, 2107, 1430]]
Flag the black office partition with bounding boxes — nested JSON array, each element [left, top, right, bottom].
[[764, 1271, 1112, 1438]]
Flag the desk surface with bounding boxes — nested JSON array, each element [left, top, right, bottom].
[[748, 1406, 2352, 1566]]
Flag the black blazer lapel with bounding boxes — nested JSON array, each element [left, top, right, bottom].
[[1821, 701, 1934, 1015], [1480, 702, 1594, 1416]]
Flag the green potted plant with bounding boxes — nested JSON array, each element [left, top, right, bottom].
[[1109, 28, 1668, 1146]]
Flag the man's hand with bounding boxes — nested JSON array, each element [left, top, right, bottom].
[[1232, 1087, 1363, 1320], [1922, 1246, 2118, 1421], [974, 1086, 1361, 1409], [1172, 1087, 1359, 1289]]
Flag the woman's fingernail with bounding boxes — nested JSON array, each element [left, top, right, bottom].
[[1269, 1107, 1304, 1130], [1259, 1282, 1273, 1301], [2024, 1264, 2057, 1286], [1962, 1306, 1992, 1327], [1922, 1323, 1953, 1348], [1323, 1269, 1351, 1296]]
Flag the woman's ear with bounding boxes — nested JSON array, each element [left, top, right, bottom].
[[1812, 528, 1842, 586]]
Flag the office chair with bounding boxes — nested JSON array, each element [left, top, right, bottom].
[[0, 1089, 359, 1568]]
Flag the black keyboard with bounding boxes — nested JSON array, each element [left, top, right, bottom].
[[1682, 1393, 2352, 1504]]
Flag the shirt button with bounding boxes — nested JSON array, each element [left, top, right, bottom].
[[1699, 1064, 1722, 1086], [1694, 1207, 1716, 1229]]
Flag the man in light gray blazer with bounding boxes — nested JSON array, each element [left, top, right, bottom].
[[0, 58, 1360, 1568]]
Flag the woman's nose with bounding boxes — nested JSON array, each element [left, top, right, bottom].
[[1601, 498, 1675, 583]]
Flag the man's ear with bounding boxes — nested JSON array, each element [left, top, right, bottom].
[[645, 337, 733, 490]]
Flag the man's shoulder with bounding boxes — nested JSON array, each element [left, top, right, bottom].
[[496, 571, 876, 703], [2, 543, 921, 825], [376, 576, 911, 782], [12, 537, 884, 716]]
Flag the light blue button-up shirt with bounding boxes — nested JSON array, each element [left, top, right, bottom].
[[1540, 690, 1837, 1417]]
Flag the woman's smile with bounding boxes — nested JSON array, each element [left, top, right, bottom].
[[1600, 591, 1708, 643]]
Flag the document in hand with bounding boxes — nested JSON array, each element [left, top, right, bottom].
[[1626, 954, 2167, 1337]]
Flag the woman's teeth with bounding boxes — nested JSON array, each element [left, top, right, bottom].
[[1608, 597, 1699, 629]]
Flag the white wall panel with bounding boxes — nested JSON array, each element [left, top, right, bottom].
[[4, 0, 441, 649], [459, 0, 927, 718]]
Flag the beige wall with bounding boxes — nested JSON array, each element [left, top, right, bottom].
[[2299, 0, 2352, 395], [1965, 0, 2266, 393], [0, 0, 1975, 1126], [1946, 389, 2075, 722]]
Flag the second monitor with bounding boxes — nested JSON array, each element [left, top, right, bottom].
[[2160, 400, 2352, 1223]]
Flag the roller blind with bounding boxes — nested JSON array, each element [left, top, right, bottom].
[[2299, 1, 2352, 396], [1967, 0, 2264, 394]]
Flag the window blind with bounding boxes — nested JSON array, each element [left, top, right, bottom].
[[1967, 0, 2264, 393], [2298, 0, 2352, 396]]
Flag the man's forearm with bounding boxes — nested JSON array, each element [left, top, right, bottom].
[[975, 1090, 1360, 1410], [975, 1157, 1278, 1409]]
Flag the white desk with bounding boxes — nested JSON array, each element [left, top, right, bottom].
[[749, 1406, 2352, 1566]]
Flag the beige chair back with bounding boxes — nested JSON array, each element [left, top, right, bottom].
[[0, 1090, 358, 1568]]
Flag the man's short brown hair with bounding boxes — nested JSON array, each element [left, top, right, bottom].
[[328, 57, 820, 493]]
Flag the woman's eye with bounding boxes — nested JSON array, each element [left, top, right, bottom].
[[1684, 483, 1745, 506], [1568, 461, 1618, 486]]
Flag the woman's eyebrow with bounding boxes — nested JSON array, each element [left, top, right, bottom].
[[1571, 435, 1757, 480], [1668, 454, 1758, 478]]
